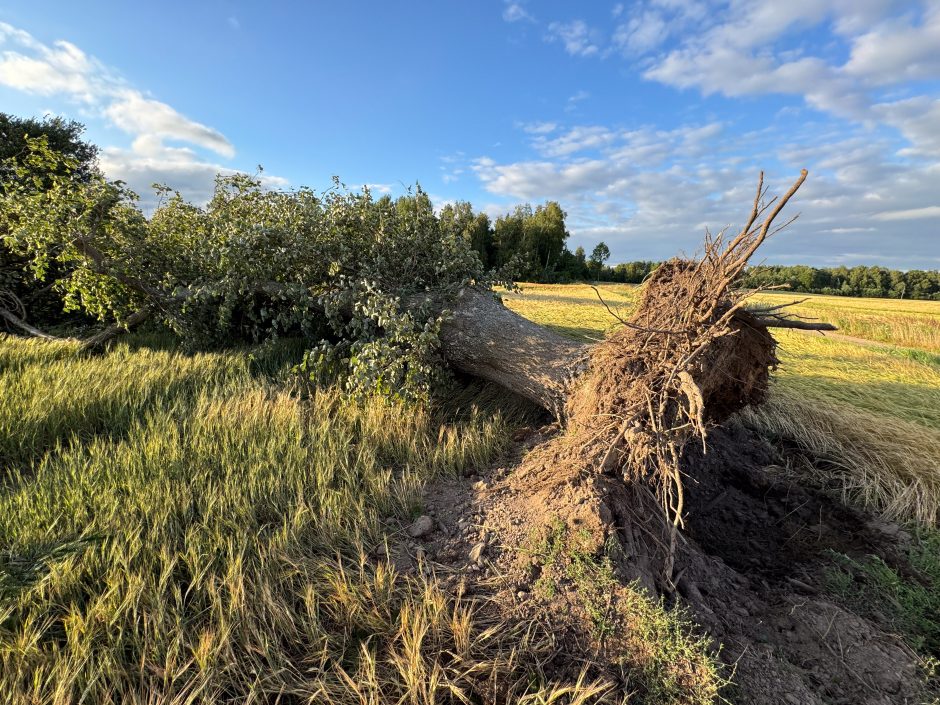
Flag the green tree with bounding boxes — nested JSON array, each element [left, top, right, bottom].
[[1, 113, 101, 322], [523, 202, 568, 279], [588, 242, 610, 279]]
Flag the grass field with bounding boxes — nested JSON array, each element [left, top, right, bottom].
[[0, 332, 721, 704], [1, 285, 939, 702], [0, 335, 522, 703]]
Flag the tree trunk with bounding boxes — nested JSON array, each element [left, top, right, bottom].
[[415, 287, 589, 417]]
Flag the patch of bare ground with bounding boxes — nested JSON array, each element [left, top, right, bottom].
[[397, 423, 933, 704]]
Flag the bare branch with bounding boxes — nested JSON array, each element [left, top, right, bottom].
[[0, 308, 67, 340], [754, 316, 836, 331]]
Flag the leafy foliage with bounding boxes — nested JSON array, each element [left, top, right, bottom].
[[0, 113, 101, 318], [740, 263, 940, 300], [0, 136, 496, 399]]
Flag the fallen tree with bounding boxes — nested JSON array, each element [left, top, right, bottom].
[[9, 138, 935, 705], [2, 137, 826, 505]]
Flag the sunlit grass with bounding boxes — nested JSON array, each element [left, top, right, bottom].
[[750, 291, 940, 353], [0, 336, 514, 703], [0, 333, 722, 703], [506, 283, 940, 354]]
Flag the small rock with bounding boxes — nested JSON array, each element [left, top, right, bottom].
[[516, 590, 529, 600], [469, 541, 486, 563], [407, 515, 434, 538]]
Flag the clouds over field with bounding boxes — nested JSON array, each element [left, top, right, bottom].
[[0, 2, 937, 267], [0, 22, 284, 206], [492, 0, 940, 267]]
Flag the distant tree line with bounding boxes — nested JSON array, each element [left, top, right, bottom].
[[737, 264, 940, 300], [439, 199, 939, 299], [438, 200, 657, 283]]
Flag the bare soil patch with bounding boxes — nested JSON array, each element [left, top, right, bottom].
[[397, 422, 932, 704]]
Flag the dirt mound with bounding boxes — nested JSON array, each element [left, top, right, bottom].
[[406, 424, 931, 704]]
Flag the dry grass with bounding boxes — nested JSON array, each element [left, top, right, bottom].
[[751, 291, 940, 353], [737, 393, 940, 525], [506, 283, 940, 526], [505, 283, 940, 354]]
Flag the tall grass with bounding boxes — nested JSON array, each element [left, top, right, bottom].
[[0, 336, 518, 703], [738, 391, 940, 525], [751, 291, 940, 353], [0, 335, 721, 703]]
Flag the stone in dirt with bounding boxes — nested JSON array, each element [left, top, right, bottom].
[[407, 515, 434, 538], [468, 541, 486, 563]]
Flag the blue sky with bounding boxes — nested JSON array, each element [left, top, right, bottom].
[[1, 1, 938, 268]]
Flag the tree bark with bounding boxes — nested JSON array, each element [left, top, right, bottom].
[[415, 287, 589, 417]]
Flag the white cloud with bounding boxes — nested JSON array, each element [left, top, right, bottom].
[[468, 114, 940, 267], [844, 7, 940, 84], [105, 90, 234, 158], [566, 90, 590, 112], [0, 22, 278, 204], [100, 138, 287, 210], [872, 206, 940, 221], [632, 0, 940, 157], [533, 126, 618, 157], [874, 97, 940, 158], [521, 121, 557, 134], [545, 20, 600, 57], [0, 33, 97, 100], [502, 2, 533, 23], [613, 11, 668, 55], [497, 1, 939, 266]]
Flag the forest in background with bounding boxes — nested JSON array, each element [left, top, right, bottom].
[[440, 200, 940, 299]]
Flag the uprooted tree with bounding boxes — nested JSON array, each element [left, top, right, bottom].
[[2, 135, 832, 561]]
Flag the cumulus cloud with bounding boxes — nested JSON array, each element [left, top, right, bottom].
[[468, 113, 940, 268], [843, 4, 940, 83], [497, 0, 937, 265], [104, 91, 234, 158], [637, 1, 940, 150], [612, 11, 668, 55], [0, 22, 266, 204]]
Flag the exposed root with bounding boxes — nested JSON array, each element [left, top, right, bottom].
[[547, 171, 807, 584]]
